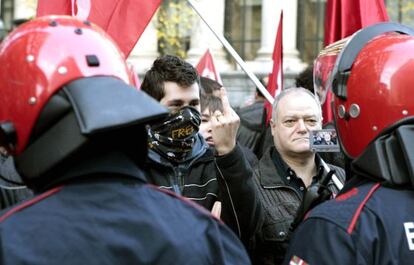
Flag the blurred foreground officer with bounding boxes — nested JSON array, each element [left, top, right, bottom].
[[284, 22, 414, 265], [0, 16, 250, 265]]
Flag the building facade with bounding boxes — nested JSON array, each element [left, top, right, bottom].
[[3, 0, 414, 106]]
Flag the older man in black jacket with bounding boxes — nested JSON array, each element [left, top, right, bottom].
[[251, 87, 345, 265]]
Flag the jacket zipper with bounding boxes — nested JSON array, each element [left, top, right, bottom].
[[215, 158, 241, 238], [171, 167, 182, 195], [263, 184, 302, 201]]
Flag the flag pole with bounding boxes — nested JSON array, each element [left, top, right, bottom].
[[187, 0, 274, 105]]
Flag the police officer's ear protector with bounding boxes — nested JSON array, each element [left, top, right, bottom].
[[331, 22, 414, 101]]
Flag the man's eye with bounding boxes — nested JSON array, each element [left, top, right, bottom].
[[201, 118, 209, 123], [168, 106, 180, 112], [283, 120, 296, 126], [306, 119, 317, 125], [168, 104, 181, 111]]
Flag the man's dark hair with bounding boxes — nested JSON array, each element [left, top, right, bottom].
[[141, 55, 199, 101], [255, 77, 267, 99], [13, 18, 30, 28], [295, 65, 314, 93], [200, 76, 222, 95], [200, 94, 223, 114]]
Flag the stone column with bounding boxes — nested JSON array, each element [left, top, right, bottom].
[[186, 0, 231, 70], [281, 0, 305, 72], [253, 0, 305, 73], [127, 17, 159, 73], [255, 0, 280, 61]]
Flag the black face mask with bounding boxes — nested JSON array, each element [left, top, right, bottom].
[[147, 106, 201, 162]]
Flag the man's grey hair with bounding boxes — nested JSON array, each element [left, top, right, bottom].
[[271, 87, 322, 122]]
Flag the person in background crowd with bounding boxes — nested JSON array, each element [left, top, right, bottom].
[[237, 77, 268, 158], [284, 23, 414, 265], [200, 94, 258, 167], [0, 16, 251, 264], [294, 65, 314, 93], [251, 87, 345, 265], [12, 18, 29, 29], [200, 75, 221, 96], [140, 55, 262, 246], [200, 94, 223, 148]]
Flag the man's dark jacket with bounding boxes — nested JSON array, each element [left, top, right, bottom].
[[237, 101, 265, 157], [145, 134, 262, 246], [252, 146, 346, 265]]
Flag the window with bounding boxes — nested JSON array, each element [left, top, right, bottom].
[[297, 0, 326, 64], [1, 0, 14, 32], [224, 0, 262, 61], [297, 0, 414, 64], [386, 0, 414, 28]]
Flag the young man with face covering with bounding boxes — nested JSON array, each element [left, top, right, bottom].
[[251, 87, 346, 265], [140, 55, 262, 246]]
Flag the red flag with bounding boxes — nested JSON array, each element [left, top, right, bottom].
[[323, 0, 389, 124], [36, 0, 161, 57], [196, 49, 223, 84], [37, 1, 72, 15], [265, 11, 283, 125]]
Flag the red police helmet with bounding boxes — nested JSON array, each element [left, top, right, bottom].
[[315, 23, 414, 158], [0, 16, 132, 155]]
